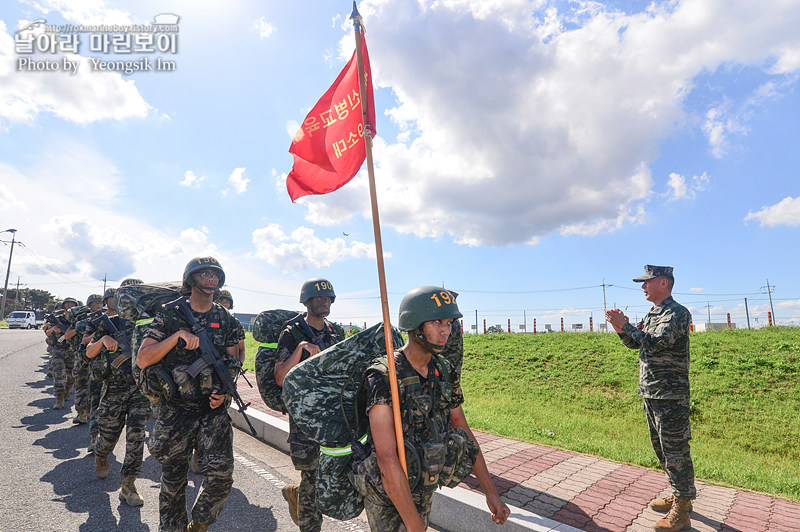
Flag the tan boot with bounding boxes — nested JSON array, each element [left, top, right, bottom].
[[53, 393, 65, 410], [186, 521, 209, 532], [654, 497, 692, 532], [119, 476, 144, 506], [73, 409, 89, 424], [94, 454, 110, 479], [88, 433, 98, 454], [281, 484, 299, 526]]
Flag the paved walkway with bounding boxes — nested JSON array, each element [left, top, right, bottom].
[[236, 374, 800, 532]]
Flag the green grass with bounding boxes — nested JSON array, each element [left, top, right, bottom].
[[459, 328, 800, 500], [240, 327, 800, 500]]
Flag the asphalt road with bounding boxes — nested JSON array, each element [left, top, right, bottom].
[[0, 329, 371, 532]]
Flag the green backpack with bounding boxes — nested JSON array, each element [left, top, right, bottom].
[[253, 309, 301, 413], [282, 322, 404, 520]]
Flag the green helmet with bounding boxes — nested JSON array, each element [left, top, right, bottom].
[[120, 278, 143, 287], [398, 286, 462, 332], [300, 278, 336, 304], [216, 289, 234, 308], [53, 300, 63, 310], [103, 288, 116, 303], [182, 257, 225, 294], [86, 294, 103, 305], [62, 297, 79, 309]]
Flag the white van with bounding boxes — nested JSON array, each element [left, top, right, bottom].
[[6, 310, 38, 329]]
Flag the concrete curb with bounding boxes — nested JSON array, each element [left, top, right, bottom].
[[228, 405, 583, 532]]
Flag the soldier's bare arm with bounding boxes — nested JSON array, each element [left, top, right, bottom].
[[86, 335, 117, 359], [136, 330, 198, 369], [274, 341, 319, 387], [369, 403, 426, 532]]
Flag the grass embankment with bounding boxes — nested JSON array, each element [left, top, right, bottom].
[[241, 327, 800, 500], [460, 328, 800, 500]]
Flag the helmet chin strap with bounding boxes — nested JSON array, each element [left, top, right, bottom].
[[413, 328, 443, 354]]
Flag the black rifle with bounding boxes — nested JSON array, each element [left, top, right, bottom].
[[93, 314, 133, 369], [46, 313, 73, 343], [174, 298, 257, 436]]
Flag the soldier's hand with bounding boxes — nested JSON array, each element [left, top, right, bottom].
[[176, 330, 200, 350], [298, 341, 321, 357], [486, 494, 510, 525], [101, 335, 119, 352], [605, 309, 627, 333], [209, 390, 226, 409]]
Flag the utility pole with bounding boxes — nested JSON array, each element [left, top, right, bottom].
[[474, 309, 478, 336], [14, 277, 20, 311], [103, 274, 107, 293], [523, 310, 526, 333], [762, 279, 776, 326], [1, 228, 18, 320], [744, 297, 751, 330], [602, 278, 610, 332], [707, 302, 711, 325]]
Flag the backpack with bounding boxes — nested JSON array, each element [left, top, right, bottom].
[[282, 322, 404, 520], [253, 309, 301, 413], [114, 281, 182, 401]]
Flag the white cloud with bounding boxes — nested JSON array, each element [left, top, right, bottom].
[[664, 171, 708, 200], [744, 196, 800, 227], [180, 170, 207, 188], [303, 0, 800, 247], [253, 16, 276, 39], [251, 224, 377, 273], [689, 287, 704, 293], [228, 167, 250, 194], [23, 0, 137, 25], [0, 21, 150, 127]]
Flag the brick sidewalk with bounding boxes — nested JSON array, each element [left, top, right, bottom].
[[236, 374, 800, 532]]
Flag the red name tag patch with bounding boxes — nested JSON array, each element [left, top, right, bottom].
[[210, 322, 220, 328]]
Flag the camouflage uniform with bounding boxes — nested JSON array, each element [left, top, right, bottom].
[[92, 315, 152, 477], [47, 319, 75, 398], [360, 350, 463, 531], [618, 294, 696, 500], [72, 318, 91, 419], [276, 316, 345, 532], [84, 319, 105, 437], [143, 300, 239, 532]]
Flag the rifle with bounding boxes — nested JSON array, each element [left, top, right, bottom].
[[46, 313, 73, 343], [93, 314, 133, 369], [174, 298, 257, 436]]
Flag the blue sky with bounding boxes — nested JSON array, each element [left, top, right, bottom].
[[1, 0, 798, 332]]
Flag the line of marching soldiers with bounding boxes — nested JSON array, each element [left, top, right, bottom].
[[41, 256, 512, 532]]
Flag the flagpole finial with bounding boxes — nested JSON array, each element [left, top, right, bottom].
[[351, 1, 364, 32]]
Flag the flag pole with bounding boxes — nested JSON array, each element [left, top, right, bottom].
[[351, 2, 407, 477]]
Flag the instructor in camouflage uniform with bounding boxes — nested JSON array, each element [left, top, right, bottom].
[[274, 278, 346, 532], [138, 257, 240, 532], [86, 283, 151, 507], [606, 265, 696, 532]]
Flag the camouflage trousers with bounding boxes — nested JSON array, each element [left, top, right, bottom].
[[363, 489, 434, 532], [94, 376, 152, 477], [73, 355, 91, 416], [50, 346, 75, 396], [148, 400, 234, 532], [644, 398, 696, 499], [88, 378, 105, 435], [298, 469, 322, 532]]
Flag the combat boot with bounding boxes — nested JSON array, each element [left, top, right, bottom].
[[653, 497, 692, 532], [88, 433, 97, 454], [94, 454, 110, 479], [73, 409, 89, 424], [650, 494, 692, 513], [186, 521, 209, 532], [282, 484, 299, 526], [53, 393, 65, 410], [119, 476, 144, 506]]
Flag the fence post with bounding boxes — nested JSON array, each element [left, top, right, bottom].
[[508, 318, 511, 333], [483, 319, 486, 335], [768, 312, 773, 327], [560, 317, 564, 332], [533, 318, 536, 335], [349, 322, 352, 334], [690, 315, 694, 332], [589, 316, 593, 332], [727, 313, 731, 329]]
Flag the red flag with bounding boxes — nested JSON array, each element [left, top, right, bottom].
[[286, 33, 375, 202]]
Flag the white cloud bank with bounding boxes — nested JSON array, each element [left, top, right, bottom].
[[297, 0, 799, 247], [251, 224, 376, 273], [745, 196, 800, 227], [253, 17, 276, 40]]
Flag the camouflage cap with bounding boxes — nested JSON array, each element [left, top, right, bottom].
[[633, 265, 674, 283]]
